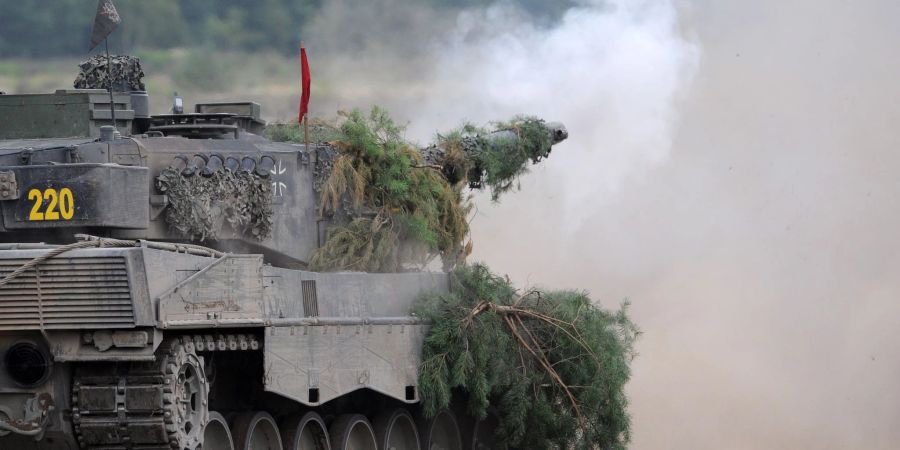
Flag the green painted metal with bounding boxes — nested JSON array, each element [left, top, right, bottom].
[[0, 89, 133, 139]]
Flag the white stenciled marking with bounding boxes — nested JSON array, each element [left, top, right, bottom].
[[270, 159, 288, 197]]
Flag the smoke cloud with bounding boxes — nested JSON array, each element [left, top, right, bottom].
[[309, 0, 697, 222], [306, 0, 900, 448]]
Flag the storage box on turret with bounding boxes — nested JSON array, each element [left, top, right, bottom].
[[0, 89, 133, 139]]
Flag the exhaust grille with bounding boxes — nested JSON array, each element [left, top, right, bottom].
[[302, 280, 318, 317], [0, 256, 134, 330]]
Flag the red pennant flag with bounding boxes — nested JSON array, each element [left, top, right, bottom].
[[299, 44, 311, 123]]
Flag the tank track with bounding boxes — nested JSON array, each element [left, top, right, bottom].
[[71, 334, 258, 449], [69, 334, 488, 450], [71, 334, 259, 450], [72, 349, 183, 449]]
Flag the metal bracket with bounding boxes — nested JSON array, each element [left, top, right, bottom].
[[18, 149, 33, 165], [149, 194, 168, 220], [65, 145, 81, 163], [0, 171, 19, 200]]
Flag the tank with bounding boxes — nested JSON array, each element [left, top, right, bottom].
[[0, 53, 568, 449]]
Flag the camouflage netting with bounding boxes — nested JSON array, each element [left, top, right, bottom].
[[156, 168, 273, 241], [74, 54, 145, 91]]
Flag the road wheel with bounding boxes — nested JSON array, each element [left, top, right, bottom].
[[420, 410, 461, 450], [203, 411, 234, 450], [281, 411, 331, 449], [329, 414, 377, 450], [470, 411, 504, 450], [232, 411, 284, 450], [374, 408, 420, 450]]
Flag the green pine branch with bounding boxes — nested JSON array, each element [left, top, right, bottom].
[[415, 264, 639, 449]]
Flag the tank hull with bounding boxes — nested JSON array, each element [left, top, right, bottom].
[[0, 245, 450, 449]]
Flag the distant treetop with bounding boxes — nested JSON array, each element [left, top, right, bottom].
[[0, 0, 576, 57]]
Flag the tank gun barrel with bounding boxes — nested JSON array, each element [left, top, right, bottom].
[[418, 118, 568, 189], [546, 121, 569, 143]]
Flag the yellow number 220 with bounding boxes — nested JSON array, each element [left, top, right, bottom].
[[28, 188, 74, 221]]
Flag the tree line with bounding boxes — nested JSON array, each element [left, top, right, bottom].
[[0, 0, 573, 58], [0, 0, 321, 57]]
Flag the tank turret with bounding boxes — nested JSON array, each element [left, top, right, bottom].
[[0, 59, 566, 270]]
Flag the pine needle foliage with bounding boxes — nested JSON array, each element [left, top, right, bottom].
[[264, 118, 345, 144], [306, 107, 473, 272], [435, 117, 554, 200], [264, 122, 305, 143], [416, 264, 639, 450], [267, 109, 559, 271]]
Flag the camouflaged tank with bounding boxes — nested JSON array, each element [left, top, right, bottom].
[[0, 57, 567, 450]]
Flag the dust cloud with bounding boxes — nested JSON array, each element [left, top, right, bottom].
[[306, 0, 900, 448]]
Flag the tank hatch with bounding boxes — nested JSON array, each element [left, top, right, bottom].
[[148, 102, 266, 139]]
